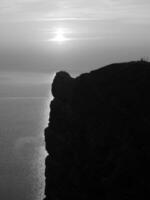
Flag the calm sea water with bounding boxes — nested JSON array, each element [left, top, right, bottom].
[[0, 97, 49, 200]]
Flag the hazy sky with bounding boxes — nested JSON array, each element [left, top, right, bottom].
[[0, 0, 150, 96]]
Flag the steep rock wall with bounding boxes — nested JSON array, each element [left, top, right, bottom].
[[44, 61, 150, 200]]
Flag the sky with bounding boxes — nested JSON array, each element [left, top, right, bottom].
[[0, 0, 150, 97]]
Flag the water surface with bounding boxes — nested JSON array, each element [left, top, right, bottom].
[[0, 97, 49, 200]]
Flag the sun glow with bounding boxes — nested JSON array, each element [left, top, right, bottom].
[[50, 28, 70, 43]]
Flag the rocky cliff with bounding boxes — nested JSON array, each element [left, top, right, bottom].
[[44, 60, 150, 200]]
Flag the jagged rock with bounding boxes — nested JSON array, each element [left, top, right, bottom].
[[51, 71, 75, 102], [44, 60, 150, 200]]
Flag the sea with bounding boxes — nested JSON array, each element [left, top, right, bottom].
[[0, 97, 49, 200]]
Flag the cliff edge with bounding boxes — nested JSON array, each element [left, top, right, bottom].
[[44, 60, 150, 200]]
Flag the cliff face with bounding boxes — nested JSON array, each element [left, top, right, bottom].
[[44, 61, 150, 200]]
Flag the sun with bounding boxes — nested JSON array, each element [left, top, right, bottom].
[[51, 28, 69, 43]]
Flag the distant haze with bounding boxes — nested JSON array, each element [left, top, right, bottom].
[[0, 0, 150, 96]]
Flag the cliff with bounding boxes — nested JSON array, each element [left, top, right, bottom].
[[44, 60, 150, 200]]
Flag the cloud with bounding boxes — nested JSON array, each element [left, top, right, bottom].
[[0, 0, 149, 24], [0, 71, 50, 86]]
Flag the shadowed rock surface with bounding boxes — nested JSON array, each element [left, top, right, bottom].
[[44, 61, 150, 200]]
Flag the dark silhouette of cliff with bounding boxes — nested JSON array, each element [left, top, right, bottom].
[[44, 60, 150, 200]]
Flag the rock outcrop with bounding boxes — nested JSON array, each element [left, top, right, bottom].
[[44, 60, 150, 200]]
